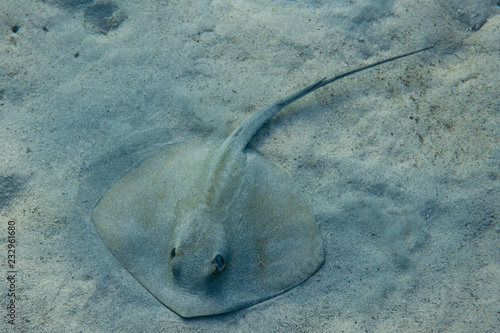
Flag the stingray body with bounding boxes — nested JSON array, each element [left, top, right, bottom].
[[92, 47, 431, 318]]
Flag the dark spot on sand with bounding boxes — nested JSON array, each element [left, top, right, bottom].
[[0, 174, 27, 209], [84, 2, 127, 35]]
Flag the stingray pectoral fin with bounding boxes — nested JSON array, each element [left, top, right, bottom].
[[224, 150, 325, 295], [91, 145, 174, 264], [91, 142, 213, 310]]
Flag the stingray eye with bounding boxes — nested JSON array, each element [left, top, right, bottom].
[[170, 247, 176, 259], [212, 254, 226, 273]]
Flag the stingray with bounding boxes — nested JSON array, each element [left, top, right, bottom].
[[92, 46, 432, 318]]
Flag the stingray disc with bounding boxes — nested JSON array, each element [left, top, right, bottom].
[[92, 141, 324, 318]]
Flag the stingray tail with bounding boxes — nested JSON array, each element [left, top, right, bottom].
[[228, 45, 433, 153], [204, 45, 433, 205]]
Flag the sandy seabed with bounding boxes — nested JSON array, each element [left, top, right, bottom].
[[1, 0, 499, 332]]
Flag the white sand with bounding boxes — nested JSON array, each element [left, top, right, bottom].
[[1, 0, 498, 331]]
